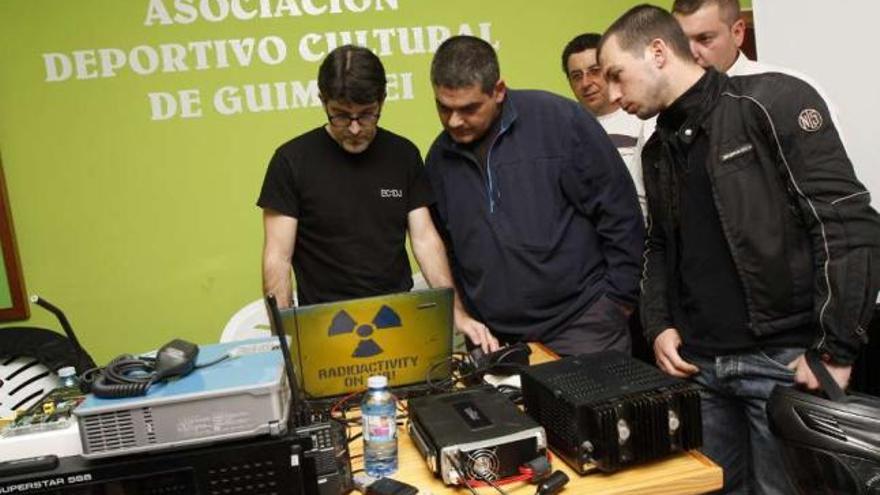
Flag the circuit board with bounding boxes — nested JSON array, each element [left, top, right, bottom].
[[2, 387, 84, 437]]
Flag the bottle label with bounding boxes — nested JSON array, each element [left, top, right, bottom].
[[363, 414, 396, 442]]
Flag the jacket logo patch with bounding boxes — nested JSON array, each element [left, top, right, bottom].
[[720, 143, 754, 162], [798, 109, 823, 132]]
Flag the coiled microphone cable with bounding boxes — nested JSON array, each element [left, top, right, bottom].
[[87, 354, 159, 398], [83, 339, 226, 398]]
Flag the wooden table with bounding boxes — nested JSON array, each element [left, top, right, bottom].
[[351, 345, 723, 494]]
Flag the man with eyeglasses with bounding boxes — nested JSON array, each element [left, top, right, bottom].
[[562, 32, 650, 219], [258, 45, 498, 352]]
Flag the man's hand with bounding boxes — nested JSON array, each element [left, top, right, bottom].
[[454, 309, 500, 353], [791, 355, 852, 391], [654, 327, 699, 378], [407, 207, 499, 353]]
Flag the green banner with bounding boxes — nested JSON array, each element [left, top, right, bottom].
[[0, 0, 687, 362]]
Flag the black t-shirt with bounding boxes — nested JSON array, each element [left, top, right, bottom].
[[657, 73, 752, 354], [257, 127, 434, 305], [659, 71, 810, 355]]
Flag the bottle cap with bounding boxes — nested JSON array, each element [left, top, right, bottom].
[[367, 375, 388, 389], [58, 366, 76, 378]]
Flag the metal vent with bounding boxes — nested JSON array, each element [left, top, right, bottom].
[[546, 370, 605, 401], [206, 457, 281, 495], [601, 361, 668, 388], [538, 388, 577, 441], [81, 410, 137, 453], [143, 407, 157, 444]]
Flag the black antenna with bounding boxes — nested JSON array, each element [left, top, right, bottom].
[[31, 295, 95, 373], [266, 293, 300, 432]]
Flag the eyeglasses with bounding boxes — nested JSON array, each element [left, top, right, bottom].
[[326, 112, 381, 127], [568, 65, 604, 83]]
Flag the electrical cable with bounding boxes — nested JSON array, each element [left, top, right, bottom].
[[85, 355, 157, 398], [331, 389, 364, 418], [480, 473, 511, 495], [425, 355, 462, 392], [495, 384, 523, 404], [83, 349, 227, 398], [468, 473, 532, 488], [30, 295, 95, 373], [447, 455, 480, 495], [520, 452, 553, 481], [195, 353, 229, 368]]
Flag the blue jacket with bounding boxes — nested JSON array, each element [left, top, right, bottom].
[[425, 89, 644, 339]]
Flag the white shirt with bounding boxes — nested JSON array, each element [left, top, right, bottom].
[[727, 50, 770, 76], [597, 108, 652, 220]]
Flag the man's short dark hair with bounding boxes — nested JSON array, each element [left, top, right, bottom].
[[672, 0, 741, 26], [599, 4, 693, 61], [431, 36, 499, 94], [317, 45, 386, 104], [561, 33, 602, 74]]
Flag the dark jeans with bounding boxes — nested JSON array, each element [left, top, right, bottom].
[[682, 347, 804, 495], [541, 294, 632, 357]]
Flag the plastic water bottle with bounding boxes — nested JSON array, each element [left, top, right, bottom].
[[362, 375, 398, 477], [58, 366, 79, 390]]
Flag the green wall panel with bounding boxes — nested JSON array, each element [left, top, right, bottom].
[[0, 0, 681, 362]]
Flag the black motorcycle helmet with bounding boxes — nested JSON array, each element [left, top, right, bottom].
[[767, 352, 880, 494]]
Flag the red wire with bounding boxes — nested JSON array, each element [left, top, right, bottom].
[[330, 389, 363, 417], [462, 451, 554, 488], [464, 473, 532, 488], [518, 451, 553, 477]]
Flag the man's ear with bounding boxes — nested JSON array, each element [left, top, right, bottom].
[[648, 38, 668, 68], [493, 79, 507, 104], [731, 18, 746, 48]]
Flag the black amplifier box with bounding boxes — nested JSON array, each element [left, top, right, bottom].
[[407, 386, 547, 486], [520, 351, 702, 474], [0, 433, 319, 495]]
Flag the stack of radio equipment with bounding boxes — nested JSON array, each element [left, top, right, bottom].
[[0, 294, 351, 495], [1, 294, 705, 495], [0, 337, 352, 495]]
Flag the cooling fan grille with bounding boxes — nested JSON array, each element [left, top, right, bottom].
[[462, 448, 500, 482]]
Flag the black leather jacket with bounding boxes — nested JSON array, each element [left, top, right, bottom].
[[641, 70, 880, 364]]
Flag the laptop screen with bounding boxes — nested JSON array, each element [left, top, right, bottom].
[[280, 288, 454, 400]]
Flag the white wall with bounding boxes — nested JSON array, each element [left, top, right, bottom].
[[754, 0, 880, 206]]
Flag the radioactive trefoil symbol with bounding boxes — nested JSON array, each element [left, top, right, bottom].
[[327, 305, 402, 358]]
